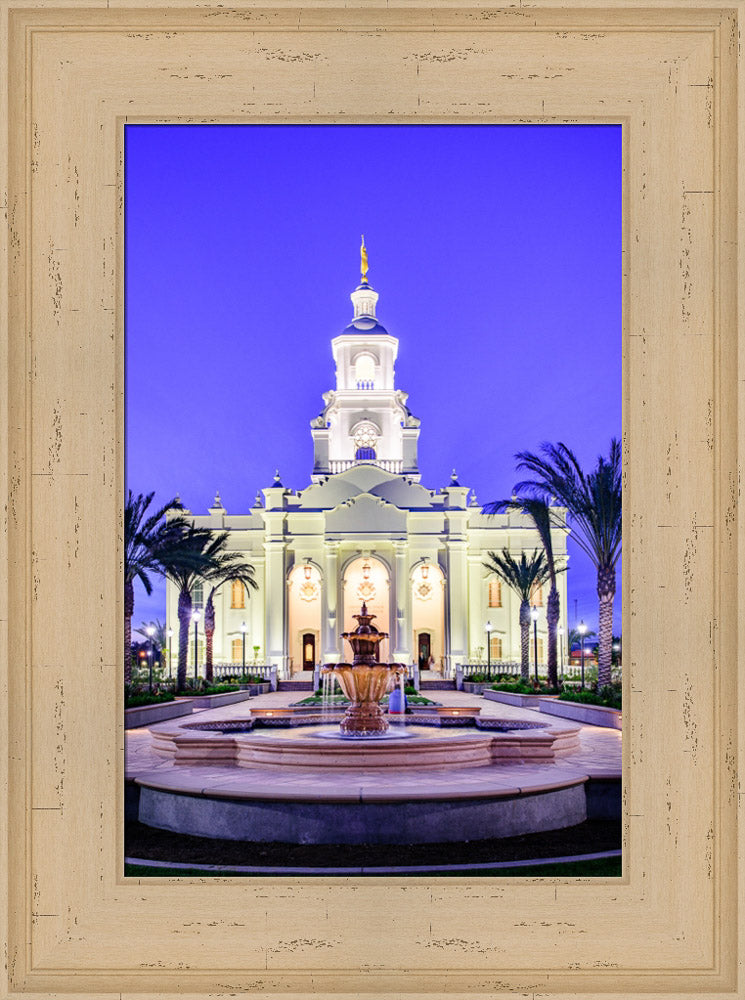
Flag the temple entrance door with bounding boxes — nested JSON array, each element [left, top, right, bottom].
[[302, 633, 316, 671], [418, 632, 431, 671]]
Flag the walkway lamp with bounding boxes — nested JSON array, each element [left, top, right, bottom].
[[558, 625, 565, 681], [578, 620, 588, 689], [241, 621, 247, 678], [146, 625, 155, 693], [485, 621, 493, 676], [531, 607, 539, 682], [167, 628, 173, 680], [192, 610, 200, 685]]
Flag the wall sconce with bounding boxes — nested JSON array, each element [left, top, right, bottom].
[[421, 560, 429, 580], [362, 560, 371, 580], [304, 559, 312, 581]]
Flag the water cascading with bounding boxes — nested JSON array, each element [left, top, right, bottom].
[[321, 603, 406, 736]]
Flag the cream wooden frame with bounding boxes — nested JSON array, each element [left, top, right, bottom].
[[0, 2, 742, 997]]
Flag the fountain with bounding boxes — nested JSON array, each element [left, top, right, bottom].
[[321, 603, 406, 736], [133, 607, 595, 844]]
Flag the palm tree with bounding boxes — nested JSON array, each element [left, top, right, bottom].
[[513, 439, 622, 687], [483, 497, 565, 687], [156, 522, 255, 692], [203, 562, 258, 683], [124, 491, 180, 685], [483, 549, 552, 682]]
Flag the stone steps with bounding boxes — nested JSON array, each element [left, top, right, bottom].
[[277, 674, 315, 692]]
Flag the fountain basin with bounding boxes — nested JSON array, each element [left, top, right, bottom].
[[150, 717, 578, 769]]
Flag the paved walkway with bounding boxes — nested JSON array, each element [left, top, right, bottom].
[[125, 689, 621, 802]]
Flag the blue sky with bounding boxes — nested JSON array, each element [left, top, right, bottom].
[[125, 123, 622, 639]]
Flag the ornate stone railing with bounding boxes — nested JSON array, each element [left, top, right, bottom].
[[327, 458, 403, 474]]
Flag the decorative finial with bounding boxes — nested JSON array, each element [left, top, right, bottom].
[[360, 235, 369, 285], [252, 491, 263, 508], [450, 469, 460, 486], [213, 490, 222, 506], [273, 469, 283, 487]]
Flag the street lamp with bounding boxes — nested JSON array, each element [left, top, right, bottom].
[[530, 607, 539, 682], [578, 620, 588, 689], [146, 625, 155, 693], [485, 621, 493, 676], [192, 610, 200, 686], [613, 640, 622, 674], [241, 621, 247, 678], [167, 628, 173, 680]]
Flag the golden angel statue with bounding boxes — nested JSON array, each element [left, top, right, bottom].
[[360, 235, 369, 283]]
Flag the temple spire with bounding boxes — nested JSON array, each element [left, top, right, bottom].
[[360, 235, 369, 284]]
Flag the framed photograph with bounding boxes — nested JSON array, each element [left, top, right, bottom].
[[1, 2, 740, 998]]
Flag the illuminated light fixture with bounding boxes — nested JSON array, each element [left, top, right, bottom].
[[304, 559, 312, 581], [362, 560, 371, 580], [421, 560, 429, 580]]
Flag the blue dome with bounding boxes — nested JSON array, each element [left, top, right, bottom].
[[342, 315, 389, 336]]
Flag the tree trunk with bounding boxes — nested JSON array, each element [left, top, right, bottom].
[[124, 578, 134, 686], [204, 594, 215, 684], [177, 588, 192, 693], [596, 565, 616, 687], [519, 599, 531, 682], [546, 585, 560, 688]]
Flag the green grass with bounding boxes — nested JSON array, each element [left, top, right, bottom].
[[125, 856, 621, 878]]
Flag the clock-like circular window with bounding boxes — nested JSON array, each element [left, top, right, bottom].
[[353, 422, 378, 459]]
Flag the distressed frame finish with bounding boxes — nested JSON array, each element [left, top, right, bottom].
[[0, 1, 742, 997]]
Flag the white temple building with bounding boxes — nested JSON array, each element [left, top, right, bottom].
[[165, 248, 569, 678]]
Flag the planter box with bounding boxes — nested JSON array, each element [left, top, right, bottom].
[[188, 690, 253, 710], [461, 681, 486, 694], [248, 682, 271, 696], [124, 698, 194, 729], [539, 698, 622, 730], [483, 690, 552, 708]]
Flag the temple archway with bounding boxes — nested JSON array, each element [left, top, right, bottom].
[[342, 555, 391, 657], [287, 561, 322, 674], [411, 561, 446, 672]]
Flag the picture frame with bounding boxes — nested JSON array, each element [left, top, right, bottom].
[[0, 2, 741, 997]]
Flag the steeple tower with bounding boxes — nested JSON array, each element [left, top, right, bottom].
[[310, 244, 421, 482]]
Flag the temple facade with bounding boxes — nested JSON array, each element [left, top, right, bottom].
[[165, 249, 569, 677]]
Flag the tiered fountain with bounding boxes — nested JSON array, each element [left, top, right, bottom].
[[322, 604, 406, 735]]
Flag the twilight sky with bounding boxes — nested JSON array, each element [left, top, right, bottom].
[[125, 123, 622, 639]]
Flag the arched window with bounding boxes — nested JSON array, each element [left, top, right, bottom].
[[353, 421, 378, 460], [191, 580, 203, 608], [488, 580, 502, 607], [231, 637, 243, 663], [490, 634, 503, 660], [231, 579, 245, 609], [530, 583, 543, 607], [354, 354, 375, 388]]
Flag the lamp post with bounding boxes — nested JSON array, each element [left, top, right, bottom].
[[167, 628, 173, 680], [578, 620, 588, 689], [146, 625, 155, 693], [530, 607, 539, 682], [485, 621, 493, 677], [192, 610, 200, 686], [613, 640, 622, 677], [241, 621, 247, 679], [558, 625, 565, 682]]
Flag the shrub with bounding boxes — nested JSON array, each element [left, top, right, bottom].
[[490, 680, 560, 696], [559, 684, 621, 710], [125, 691, 175, 709]]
